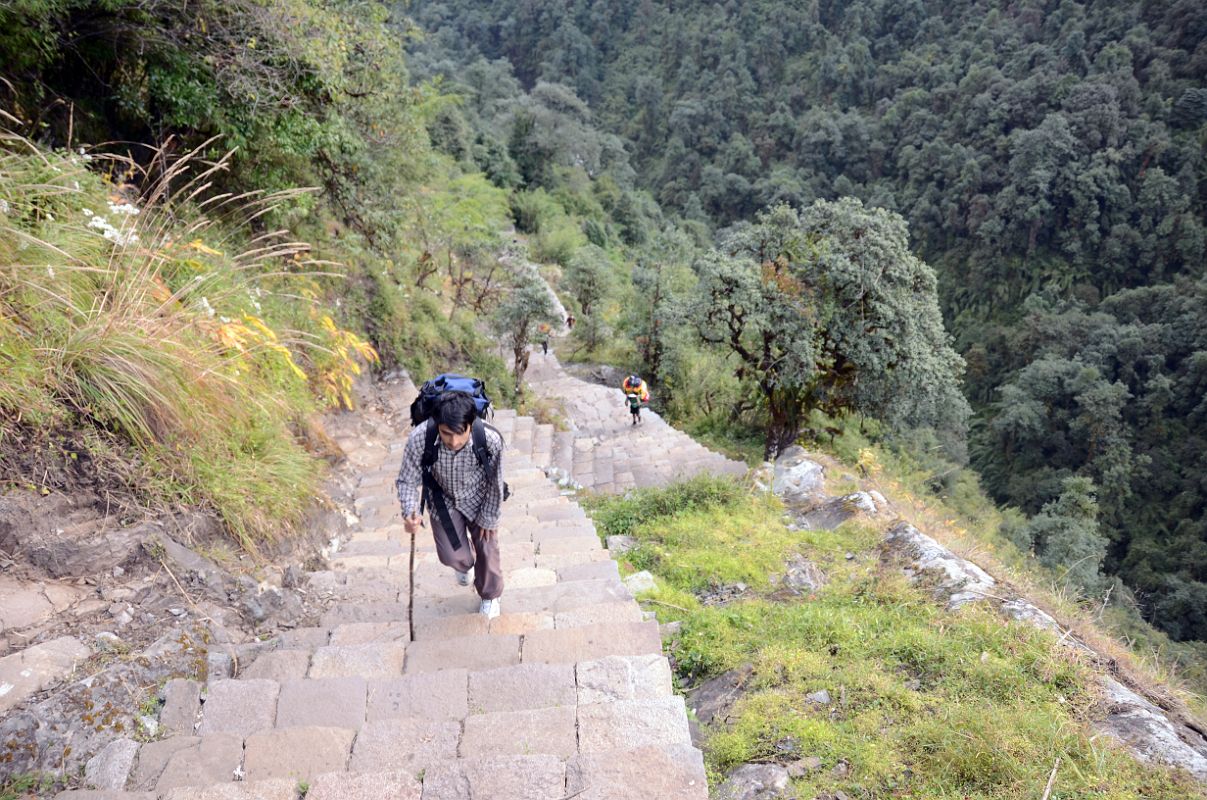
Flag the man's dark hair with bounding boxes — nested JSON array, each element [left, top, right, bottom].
[[434, 391, 477, 433]]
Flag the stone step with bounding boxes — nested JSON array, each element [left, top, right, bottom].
[[521, 621, 662, 664]]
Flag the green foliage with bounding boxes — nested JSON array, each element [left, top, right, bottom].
[[586, 475, 1199, 797], [975, 280, 1207, 640], [0, 142, 348, 548], [0, 773, 58, 800], [585, 474, 748, 540], [407, 0, 1206, 313], [1016, 476, 1107, 596], [693, 201, 969, 458], [490, 266, 561, 396]]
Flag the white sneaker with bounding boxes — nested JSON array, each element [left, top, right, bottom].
[[455, 570, 471, 587], [479, 598, 500, 620]]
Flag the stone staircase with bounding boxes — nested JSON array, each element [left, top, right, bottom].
[[513, 352, 747, 492], [57, 377, 708, 800]]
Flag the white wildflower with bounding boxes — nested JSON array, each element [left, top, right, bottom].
[[198, 297, 215, 318], [219, 316, 231, 323], [82, 208, 94, 217], [107, 201, 140, 217], [47, 266, 55, 278], [46, 214, 54, 222], [72, 181, 80, 191], [87, 214, 140, 246], [0, 199, 9, 215]]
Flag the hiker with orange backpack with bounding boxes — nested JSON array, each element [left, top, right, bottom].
[[621, 374, 649, 425]]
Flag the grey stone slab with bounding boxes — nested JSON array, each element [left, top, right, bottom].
[[197, 679, 278, 736], [160, 781, 298, 800], [276, 677, 367, 729], [153, 734, 245, 790], [556, 560, 620, 582], [84, 737, 139, 790], [243, 726, 356, 781], [460, 705, 577, 758], [309, 641, 406, 678], [522, 621, 661, 664], [55, 793, 154, 800], [577, 696, 692, 753], [404, 634, 520, 674], [160, 678, 201, 736], [274, 627, 330, 648], [565, 744, 708, 800], [320, 602, 408, 628], [576, 654, 674, 704], [348, 718, 460, 772], [307, 771, 422, 800], [367, 669, 467, 721], [412, 611, 489, 640], [536, 536, 602, 555], [420, 754, 566, 800], [467, 663, 576, 715], [240, 649, 311, 682], [329, 621, 408, 646], [242, 723, 354, 781], [0, 635, 91, 713], [553, 601, 644, 629], [129, 737, 197, 790]]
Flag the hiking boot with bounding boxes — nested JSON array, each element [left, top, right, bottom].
[[455, 570, 471, 587], [479, 598, 500, 619]]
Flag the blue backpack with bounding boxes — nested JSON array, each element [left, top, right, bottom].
[[410, 373, 492, 426], [410, 374, 509, 545]]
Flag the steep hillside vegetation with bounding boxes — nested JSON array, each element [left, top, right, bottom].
[[406, 0, 1207, 643]]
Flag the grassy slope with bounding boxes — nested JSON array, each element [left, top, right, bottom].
[[0, 127, 523, 549], [586, 477, 1205, 799]]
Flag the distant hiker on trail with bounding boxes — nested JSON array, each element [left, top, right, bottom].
[[537, 322, 551, 355], [621, 374, 649, 425], [621, 374, 649, 403], [625, 390, 643, 425], [565, 313, 576, 330], [396, 390, 506, 619]]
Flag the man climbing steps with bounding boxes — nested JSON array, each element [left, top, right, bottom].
[[397, 390, 506, 619]]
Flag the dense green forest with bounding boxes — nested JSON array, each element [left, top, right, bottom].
[[404, 0, 1207, 642]]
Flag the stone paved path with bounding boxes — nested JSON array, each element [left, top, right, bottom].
[[521, 352, 747, 492], [57, 376, 708, 800]]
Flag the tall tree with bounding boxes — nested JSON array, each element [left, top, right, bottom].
[[693, 200, 969, 458], [490, 269, 560, 397]]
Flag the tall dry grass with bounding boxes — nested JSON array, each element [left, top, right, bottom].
[[0, 131, 371, 548]]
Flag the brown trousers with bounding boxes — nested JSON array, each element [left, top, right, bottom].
[[429, 505, 504, 600]]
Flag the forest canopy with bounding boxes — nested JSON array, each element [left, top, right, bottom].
[[405, 0, 1207, 641]]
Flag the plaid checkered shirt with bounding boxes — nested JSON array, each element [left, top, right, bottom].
[[395, 419, 505, 530]]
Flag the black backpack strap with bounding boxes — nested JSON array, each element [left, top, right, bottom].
[[419, 421, 462, 550], [472, 421, 511, 502]]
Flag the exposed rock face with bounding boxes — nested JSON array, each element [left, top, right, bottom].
[[767, 449, 1207, 786], [771, 448, 825, 506], [883, 522, 996, 609], [1098, 678, 1207, 781]]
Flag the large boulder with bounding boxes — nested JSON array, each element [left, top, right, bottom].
[[771, 447, 825, 506]]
